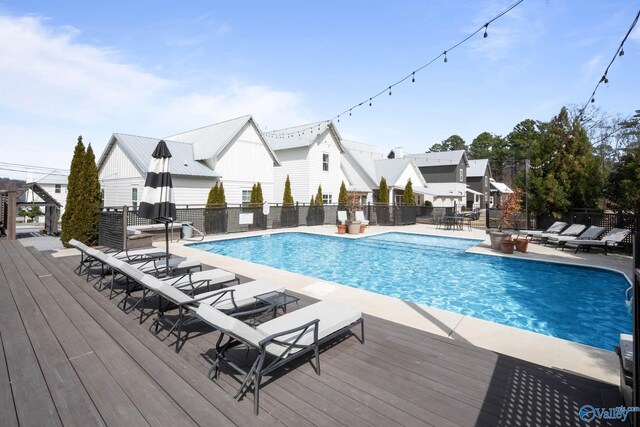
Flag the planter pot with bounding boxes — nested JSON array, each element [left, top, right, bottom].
[[514, 238, 529, 253], [347, 221, 362, 234], [500, 240, 515, 254], [359, 224, 366, 233], [489, 231, 510, 250], [337, 224, 347, 234]]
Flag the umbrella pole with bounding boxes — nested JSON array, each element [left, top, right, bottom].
[[165, 221, 170, 276]]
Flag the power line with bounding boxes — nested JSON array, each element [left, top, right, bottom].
[[579, 9, 640, 119], [0, 161, 69, 173], [265, 0, 525, 139]]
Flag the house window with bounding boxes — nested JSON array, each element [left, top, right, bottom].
[[322, 153, 329, 171], [242, 190, 252, 207], [131, 188, 138, 210], [322, 194, 332, 205], [459, 168, 464, 182], [101, 188, 105, 205], [485, 175, 488, 186], [395, 194, 403, 204], [55, 184, 61, 193]]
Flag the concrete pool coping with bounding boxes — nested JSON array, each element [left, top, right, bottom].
[[55, 224, 633, 385]]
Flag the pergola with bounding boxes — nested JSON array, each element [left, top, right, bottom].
[[0, 183, 61, 240]]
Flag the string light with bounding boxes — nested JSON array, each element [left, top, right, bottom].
[[263, 0, 525, 139], [579, 8, 639, 119]]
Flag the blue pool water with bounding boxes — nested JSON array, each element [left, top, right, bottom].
[[190, 232, 632, 350]]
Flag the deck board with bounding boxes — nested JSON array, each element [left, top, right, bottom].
[[0, 240, 626, 426]]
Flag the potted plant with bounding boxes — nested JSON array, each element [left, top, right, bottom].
[[490, 188, 523, 250], [346, 191, 362, 234], [500, 239, 516, 254], [514, 238, 529, 253]]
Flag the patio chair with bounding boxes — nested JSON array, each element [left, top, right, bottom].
[[337, 210, 347, 225], [533, 223, 586, 244], [517, 221, 567, 240], [355, 210, 369, 226], [563, 228, 630, 255], [546, 225, 606, 248], [110, 247, 167, 263], [197, 300, 364, 414]]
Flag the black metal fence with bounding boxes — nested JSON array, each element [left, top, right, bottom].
[[98, 209, 124, 249], [101, 202, 420, 239]]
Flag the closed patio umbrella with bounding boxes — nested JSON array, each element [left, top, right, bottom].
[[137, 139, 176, 274]]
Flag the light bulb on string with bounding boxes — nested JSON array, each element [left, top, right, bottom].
[[369, 98, 372, 107], [388, 86, 392, 96], [591, 98, 595, 103], [620, 47, 625, 56], [443, 51, 448, 63], [349, 109, 352, 116], [484, 24, 489, 38], [412, 72, 415, 83]]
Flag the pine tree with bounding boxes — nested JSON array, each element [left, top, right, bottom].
[[249, 183, 257, 207], [78, 144, 102, 244], [256, 182, 264, 205], [282, 175, 294, 206], [403, 178, 415, 205], [218, 182, 225, 204], [309, 196, 315, 206], [315, 185, 323, 206], [378, 177, 389, 204], [206, 182, 219, 207], [61, 136, 86, 247], [338, 181, 348, 206]]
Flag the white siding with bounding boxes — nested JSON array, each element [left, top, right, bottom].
[[273, 147, 310, 204], [172, 176, 218, 206], [211, 123, 275, 186], [307, 132, 342, 204], [101, 177, 145, 207], [99, 143, 141, 180]]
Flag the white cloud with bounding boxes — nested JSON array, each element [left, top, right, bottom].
[[0, 14, 309, 175]]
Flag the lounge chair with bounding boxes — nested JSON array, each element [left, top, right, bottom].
[[534, 223, 586, 244], [563, 228, 630, 255], [546, 225, 606, 248], [111, 247, 167, 263], [355, 210, 369, 226], [197, 300, 364, 414], [337, 210, 347, 225], [517, 221, 567, 240]]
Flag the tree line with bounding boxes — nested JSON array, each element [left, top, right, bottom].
[[428, 106, 640, 216]]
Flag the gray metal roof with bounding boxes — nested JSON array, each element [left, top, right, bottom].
[[35, 170, 68, 185], [165, 115, 279, 165], [102, 134, 220, 177], [373, 158, 427, 187], [340, 154, 372, 192], [406, 150, 468, 168], [467, 159, 490, 177], [340, 139, 385, 185]]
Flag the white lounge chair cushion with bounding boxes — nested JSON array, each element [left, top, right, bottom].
[[355, 211, 369, 225], [196, 304, 267, 348], [137, 273, 195, 304], [114, 248, 166, 260], [137, 257, 200, 274], [565, 228, 629, 248], [197, 280, 284, 310], [621, 333, 633, 372], [256, 300, 361, 356], [171, 269, 236, 290], [546, 235, 578, 243]]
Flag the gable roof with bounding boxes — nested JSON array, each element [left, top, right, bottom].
[[340, 139, 385, 187], [264, 120, 343, 152], [467, 159, 490, 177], [490, 178, 513, 194], [374, 158, 428, 187], [14, 182, 62, 207], [166, 115, 279, 165], [97, 133, 220, 178], [35, 170, 68, 185], [340, 154, 372, 192], [406, 150, 468, 168]]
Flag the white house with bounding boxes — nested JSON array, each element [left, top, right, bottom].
[[98, 115, 280, 208], [24, 170, 68, 222], [341, 140, 427, 205], [264, 121, 343, 205]]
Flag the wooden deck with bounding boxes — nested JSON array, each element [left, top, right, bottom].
[[0, 239, 627, 426]]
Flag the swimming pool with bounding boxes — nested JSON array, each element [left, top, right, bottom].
[[190, 232, 631, 350]]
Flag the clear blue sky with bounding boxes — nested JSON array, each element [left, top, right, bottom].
[[0, 1, 638, 180]]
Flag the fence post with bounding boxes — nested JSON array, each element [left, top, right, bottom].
[[485, 202, 490, 229], [122, 206, 129, 250]]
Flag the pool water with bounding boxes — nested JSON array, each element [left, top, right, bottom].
[[190, 232, 632, 350]]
